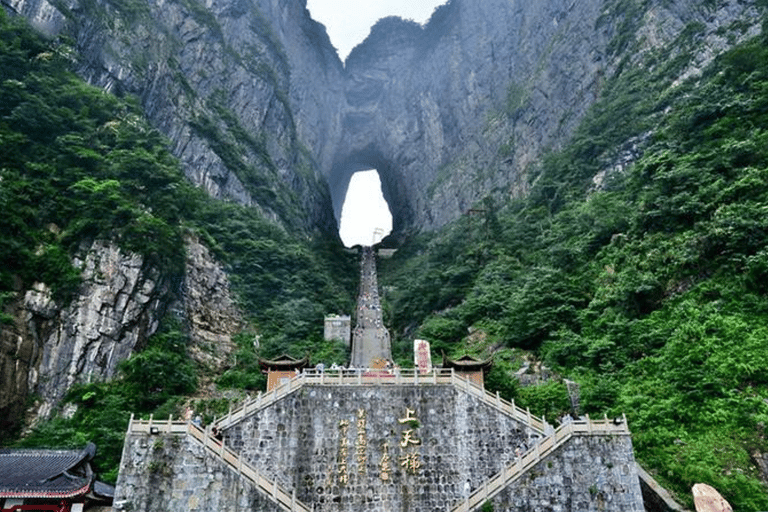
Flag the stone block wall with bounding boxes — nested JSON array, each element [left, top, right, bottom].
[[488, 434, 645, 512], [222, 384, 538, 511], [324, 315, 351, 346], [114, 432, 283, 512]]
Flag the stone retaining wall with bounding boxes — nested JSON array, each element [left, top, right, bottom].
[[115, 433, 283, 512], [489, 435, 644, 512], [115, 383, 645, 512], [223, 384, 538, 510]]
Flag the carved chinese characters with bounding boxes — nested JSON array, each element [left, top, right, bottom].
[[398, 407, 422, 475], [337, 419, 350, 485], [337, 406, 423, 485], [356, 409, 368, 474]]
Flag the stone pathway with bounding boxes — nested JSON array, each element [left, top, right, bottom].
[[350, 246, 391, 367]]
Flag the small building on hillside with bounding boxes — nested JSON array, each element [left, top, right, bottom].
[[0, 442, 114, 511], [442, 353, 493, 388], [259, 354, 309, 391], [324, 314, 351, 346]]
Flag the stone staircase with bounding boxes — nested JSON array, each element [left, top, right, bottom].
[[128, 416, 311, 512], [127, 381, 634, 512], [451, 415, 630, 512]]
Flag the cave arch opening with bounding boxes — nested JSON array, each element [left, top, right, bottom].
[[329, 148, 410, 247], [338, 169, 392, 248]]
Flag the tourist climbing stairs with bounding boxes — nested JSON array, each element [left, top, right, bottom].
[[128, 415, 311, 512]]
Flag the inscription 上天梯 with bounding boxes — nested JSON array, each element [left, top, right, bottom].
[[397, 407, 422, 475]]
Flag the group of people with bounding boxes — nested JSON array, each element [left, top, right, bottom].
[[185, 407, 224, 443]]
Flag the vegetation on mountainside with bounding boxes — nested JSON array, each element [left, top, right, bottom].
[[0, 9, 355, 480], [380, 18, 768, 511], [4, 1, 768, 507], [16, 324, 197, 483]]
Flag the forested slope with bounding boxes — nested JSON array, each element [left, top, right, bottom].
[[381, 15, 768, 511], [4, 2, 768, 508], [0, 9, 355, 480]]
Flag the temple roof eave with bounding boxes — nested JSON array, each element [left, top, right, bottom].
[[258, 354, 310, 372], [441, 353, 493, 373]]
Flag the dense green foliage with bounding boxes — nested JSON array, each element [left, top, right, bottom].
[[4, 3, 768, 508], [381, 20, 768, 510], [1, 9, 355, 479], [17, 324, 197, 483], [0, 13, 187, 300]]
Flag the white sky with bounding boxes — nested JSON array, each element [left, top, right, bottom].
[[306, 0, 447, 61], [339, 170, 392, 247]]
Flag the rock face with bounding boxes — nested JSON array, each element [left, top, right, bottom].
[[183, 237, 241, 370], [331, 0, 764, 235], [4, 0, 343, 231], [3, 0, 761, 236], [16, 241, 169, 422], [0, 238, 241, 430]]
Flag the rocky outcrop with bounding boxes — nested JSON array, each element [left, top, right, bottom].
[[183, 237, 241, 370], [2, 0, 343, 231], [331, 0, 764, 235], [0, 236, 241, 431], [21, 241, 170, 422], [0, 299, 35, 434]]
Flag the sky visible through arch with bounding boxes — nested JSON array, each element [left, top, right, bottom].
[[338, 170, 392, 248], [306, 1, 446, 246], [306, 0, 448, 61]]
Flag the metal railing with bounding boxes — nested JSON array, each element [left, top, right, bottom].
[[127, 415, 311, 512], [214, 368, 545, 433], [451, 415, 631, 512]]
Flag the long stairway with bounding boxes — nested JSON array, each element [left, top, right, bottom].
[[350, 246, 391, 367]]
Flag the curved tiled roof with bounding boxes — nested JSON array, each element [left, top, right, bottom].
[[441, 353, 493, 372], [0, 446, 93, 498], [258, 353, 310, 370]]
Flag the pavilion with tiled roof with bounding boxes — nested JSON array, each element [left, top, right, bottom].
[[259, 354, 310, 391], [0, 443, 113, 511], [441, 353, 494, 387]]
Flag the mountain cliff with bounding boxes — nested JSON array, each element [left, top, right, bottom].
[[4, 0, 761, 235], [2, 0, 767, 506], [334, 0, 763, 234], [5, 0, 342, 230]]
